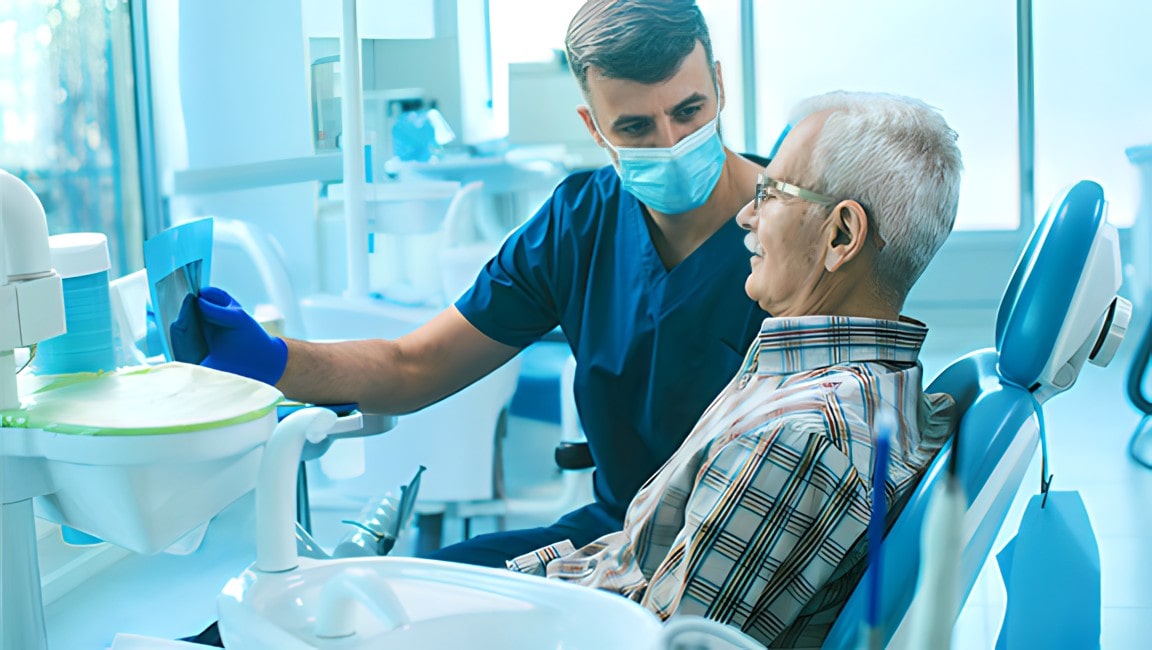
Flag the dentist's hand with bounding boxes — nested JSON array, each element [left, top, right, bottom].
[[170, 286, 288, 386]]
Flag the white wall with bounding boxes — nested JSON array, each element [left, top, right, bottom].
[[157, 0, 319, 301], [747, 0, 1152, 327], [490, 0, 749, 158], [301, 0, 434, 39], [698, 0, 745, 153]]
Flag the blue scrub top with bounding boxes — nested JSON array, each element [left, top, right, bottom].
[[457, 163, 769, 521]]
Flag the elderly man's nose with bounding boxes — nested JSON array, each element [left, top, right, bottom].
[[736, 200, 756, 230]]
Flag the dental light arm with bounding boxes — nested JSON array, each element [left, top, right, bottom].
[[0, 170, 66, 410]]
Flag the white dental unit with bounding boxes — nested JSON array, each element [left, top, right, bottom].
[[1, 168, 68, 649], [0, 169, 287, 650]]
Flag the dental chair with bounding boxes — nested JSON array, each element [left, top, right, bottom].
[[823, 180, 1130, 648]]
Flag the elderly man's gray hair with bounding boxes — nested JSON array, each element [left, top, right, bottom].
[[788, 91, 963, 305]]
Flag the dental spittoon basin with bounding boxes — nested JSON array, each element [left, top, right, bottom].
[[217, 406, 764, 649]]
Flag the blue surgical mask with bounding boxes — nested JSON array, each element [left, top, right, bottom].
[[594, 106, 726, 215]]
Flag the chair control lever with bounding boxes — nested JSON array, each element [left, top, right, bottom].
[[554, 441, 594, 470]]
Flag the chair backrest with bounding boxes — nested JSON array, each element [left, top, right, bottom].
[[824, 180, 1130, 648]]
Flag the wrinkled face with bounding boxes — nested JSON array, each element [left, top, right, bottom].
[[735, 114, 834, 315], [578, 41, 721, 151]]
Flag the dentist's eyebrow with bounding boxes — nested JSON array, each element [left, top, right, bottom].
[[610, 92, 709, 129], [667, 92, 707, 115], [611, 113, 649, 130]]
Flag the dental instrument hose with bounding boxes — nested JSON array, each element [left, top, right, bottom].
[[863, 413, 892, 650], [1124, 316, 1152, 470]]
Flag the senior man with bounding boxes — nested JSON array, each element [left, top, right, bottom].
[[506, 91, 962, 648]]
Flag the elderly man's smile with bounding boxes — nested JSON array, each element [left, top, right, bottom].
[[743, 232, 763, 257]]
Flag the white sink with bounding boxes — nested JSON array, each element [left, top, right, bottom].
[[215, 407, 765, 650], [218, 556, 664, 650]]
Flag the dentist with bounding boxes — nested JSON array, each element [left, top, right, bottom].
[[176, 0, 769, 568]]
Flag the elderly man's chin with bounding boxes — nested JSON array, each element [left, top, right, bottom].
[[743, 277, 765, 309]]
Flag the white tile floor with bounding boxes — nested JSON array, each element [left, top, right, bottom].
[[911, 323, 1152, 648]]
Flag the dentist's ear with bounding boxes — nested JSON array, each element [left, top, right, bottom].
[[824, 200, 870, 273], [714, 60, 726, 110], [576, 105, 608, 149]]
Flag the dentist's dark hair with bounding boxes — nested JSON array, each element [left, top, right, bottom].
[[565, 0, 715, 96]]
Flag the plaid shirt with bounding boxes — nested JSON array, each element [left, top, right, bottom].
[[508, 316, 953, 647]]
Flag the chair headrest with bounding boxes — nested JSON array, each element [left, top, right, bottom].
[[995, 181, 1130, 394]]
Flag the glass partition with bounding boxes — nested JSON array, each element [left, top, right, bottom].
[[0, 0, 143, 276], [1034, 0, 1152, 229]]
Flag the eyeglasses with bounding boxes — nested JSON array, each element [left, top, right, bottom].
[[754, 173, 839, 211], [755, 173, 886, 250]]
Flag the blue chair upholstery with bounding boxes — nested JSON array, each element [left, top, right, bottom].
[[824, 181, 1129, 648]]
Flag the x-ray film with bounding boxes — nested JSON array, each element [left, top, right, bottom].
[[143, 219, 214, 362]]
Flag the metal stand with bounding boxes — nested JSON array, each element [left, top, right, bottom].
[[1125, 314, 1152, 469], [1126, 144, 1152, 469], [1, 500, 47, 650], [0, 454, 55, 650]]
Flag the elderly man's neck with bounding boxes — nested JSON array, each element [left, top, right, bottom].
[[785, 278, 902, 321]]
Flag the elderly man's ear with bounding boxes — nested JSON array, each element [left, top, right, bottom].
[[824, 201, 870, 273]]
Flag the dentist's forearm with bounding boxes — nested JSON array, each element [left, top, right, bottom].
[[276, 338, 419, 413], [274, 307, 521, 415]]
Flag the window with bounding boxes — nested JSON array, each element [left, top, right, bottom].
[[0, 0, 143, 276], [1034, 0, 1152, 229], [752, 0, 1019, 232]]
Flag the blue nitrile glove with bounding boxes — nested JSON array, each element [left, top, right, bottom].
[[171, 286, 288, 386]]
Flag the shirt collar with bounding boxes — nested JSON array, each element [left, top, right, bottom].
[[750, 315, 928, 376]]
